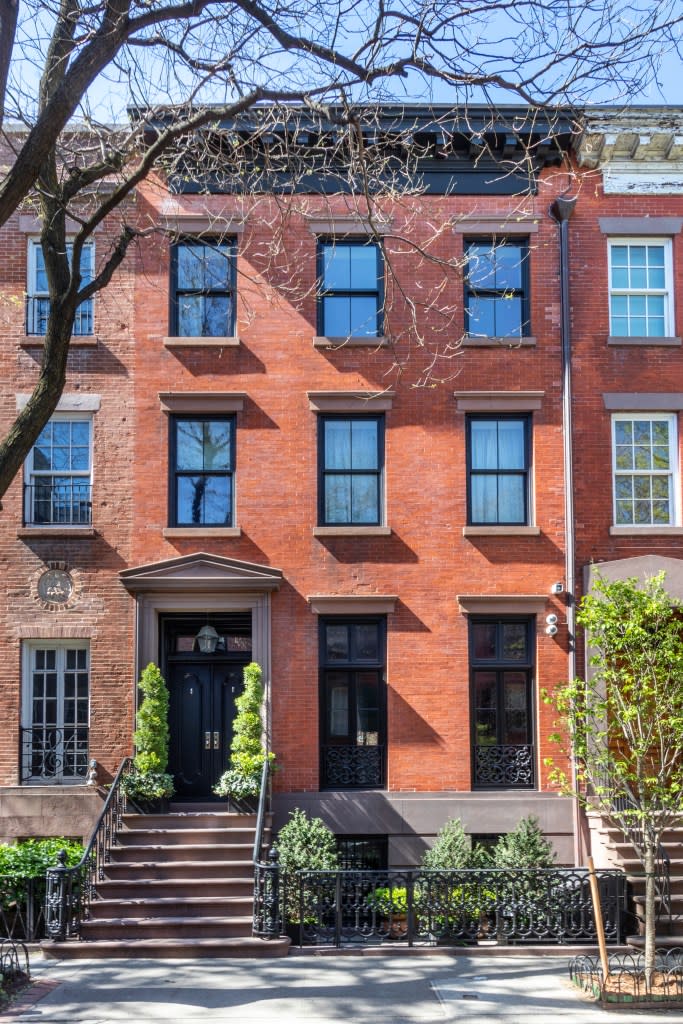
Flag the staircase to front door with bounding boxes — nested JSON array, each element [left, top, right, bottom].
[[42, 806, 290, 959]]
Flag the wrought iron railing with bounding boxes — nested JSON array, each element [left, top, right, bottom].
[[321, 744, 385, 789], [25, 296, 94, 336], [20, 726, 89, 784], [44, 757, 133, 941], [280, 866, 627, 948], [23, 482, 92, 526], [604, 789, 673, 928], [0, 876, 45, 941], [252, 758, 280, 938], [473, 743, 534, 788]]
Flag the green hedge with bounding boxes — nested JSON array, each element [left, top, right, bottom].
[[0, 838, 84, 905]]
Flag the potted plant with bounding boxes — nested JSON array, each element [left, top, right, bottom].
[[213, 662, 274, 810], [367, 885, 410, 938], [274, 808, 339, 943], [121, 663, 174, 812]]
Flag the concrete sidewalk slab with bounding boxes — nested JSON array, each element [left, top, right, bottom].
[[4, 954, 680, 1024]]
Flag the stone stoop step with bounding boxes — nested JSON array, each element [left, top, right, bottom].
[[41, 809, 290, 960]]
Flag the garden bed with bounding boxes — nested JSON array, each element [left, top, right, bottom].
[[570, 949, 683, 1009]]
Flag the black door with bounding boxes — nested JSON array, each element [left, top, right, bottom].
[[167, 659, 247, 798]]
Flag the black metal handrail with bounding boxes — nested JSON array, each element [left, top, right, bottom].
[[605, 790, 673, 928], [23, 482, 92, 527], [252, 758, 280, 938], [25, 295, 94, 336], [44, 757, 133, 941]]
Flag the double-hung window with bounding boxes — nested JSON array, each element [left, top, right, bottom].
[[21, 642, 89, 784], [171, 238, 236, 337], [612, 413, 677, 525], [470, 618, 534, 789], [320, 618, 386, 789], [27, 239, 94, 336], [609, 239, 673, 338], [464, 238, 529, 338], [170, 415, 235, 527], [467, 415, 530, 525], [318, 240, 383, 337], [24, 416, 92, 526], [319, 416, 383, 525]]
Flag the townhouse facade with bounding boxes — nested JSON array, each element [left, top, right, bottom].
[[1, 105, 680, 870]]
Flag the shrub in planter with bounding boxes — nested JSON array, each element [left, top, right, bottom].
[[121, 663, 174, 810], [421, 817, 470, 870], [492, 815, 557, 931], [213, 662, 274, 806], [274, 808, 339, 931], [493, 815, 556, 869]]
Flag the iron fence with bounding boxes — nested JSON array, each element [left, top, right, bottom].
[[23, 482, 92, 527], [20, 726, 90, 784], [26, 296, 94, 336], [0, 876, 45, 941], [278, 866, 627, 947]]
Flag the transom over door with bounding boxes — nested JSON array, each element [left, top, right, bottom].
[[167, 660, 246, 798]]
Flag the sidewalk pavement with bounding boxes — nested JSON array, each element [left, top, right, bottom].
[[2, 952, 680, 1024]]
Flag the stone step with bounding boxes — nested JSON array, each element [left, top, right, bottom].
[[627, 875, 683, 895], [109, 843, 253, 862], [100, 860, 252, 884], [87, 896, 253, 919], [122, 812, 267, 832], [97, 877, 254, 899], [627, 934, 683, 950], [80, 915, 254, 940], [41, 936, 290, 959], [117, 828, 257, 846]]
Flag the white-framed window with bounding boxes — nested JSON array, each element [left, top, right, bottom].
[[21, 642, 90, 784], [24, 414, 93, 526], [612, 413, 678, 526], [608, 238, 673, 338], [27, 238, 95, 335]]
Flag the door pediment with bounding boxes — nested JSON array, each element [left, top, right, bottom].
[[585, 555, 683, 601], [120, 552, 283, 594]]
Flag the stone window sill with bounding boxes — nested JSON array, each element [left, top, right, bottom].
[[163, 336, 240, 348], [463, 526, 541, 537], [17, 527, 96, 538], [462, 335, 536, 348], [314, 336, 389, 349], [163, 527, 242, 538], [609, 525, 683, 536], [313, 526, 392, 537], [21, 336, 98, 348], [607, 335, 681, 347]]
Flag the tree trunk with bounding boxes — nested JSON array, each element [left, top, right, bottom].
[[643, 844, 656, 985]]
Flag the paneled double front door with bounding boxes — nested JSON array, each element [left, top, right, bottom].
[[167, 658, 248, 798]]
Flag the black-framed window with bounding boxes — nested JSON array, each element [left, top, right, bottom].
[[470, 618, 535, 790], [320, 618, 386, 790], [319, 415, 383, 525], [337, 835, 388, 870], [467, 415, 530, 525], [170, 415, 235, 527], [464, 238, 529, 338], [318, 239, 383, 337], [171, 238, 236, 337]]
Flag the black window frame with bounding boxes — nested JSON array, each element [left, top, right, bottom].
[[466, 413, 531, 526], [169, 414, 236, 528], [318, 414, 384, 526], [319, 616, 387, 791], [464, 237, 530, 338], [469, 616, 535, 790], [317, 237, 384, 337], [170, 236, 237, 337]]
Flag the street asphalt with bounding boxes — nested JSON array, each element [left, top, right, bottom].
[[2, 952, 681, 1024]]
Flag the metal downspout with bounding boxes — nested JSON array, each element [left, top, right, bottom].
[[549, 195, 581, 866]]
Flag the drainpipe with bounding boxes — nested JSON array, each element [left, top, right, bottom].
[[549, 194, 581, 866]]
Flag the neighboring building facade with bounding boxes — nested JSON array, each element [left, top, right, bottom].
[[8, 106, 678, 867]]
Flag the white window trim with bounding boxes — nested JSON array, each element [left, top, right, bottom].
[[611, 412, 679, 527], [27, 238, 95, 336], [608, 237, 674, 339], [21, 640, 90, 784], [24, 413, 94, 527]]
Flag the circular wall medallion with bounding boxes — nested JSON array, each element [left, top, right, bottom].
[[37, 569, 74, 605]]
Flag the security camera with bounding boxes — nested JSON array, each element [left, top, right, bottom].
[[545, 624, 558, 636], [546, 613, 558, 625], [550, 582, 564, 595]]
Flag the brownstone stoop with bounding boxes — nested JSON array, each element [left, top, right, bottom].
[[41, 806, 290, 959]]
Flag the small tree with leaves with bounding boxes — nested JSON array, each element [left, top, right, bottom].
[[421, 817, 471, 870], [214, 661, 274, 802], [493, 816, 556, 870], [547, 572, 683, 975], [122, 662, 174, 803]]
